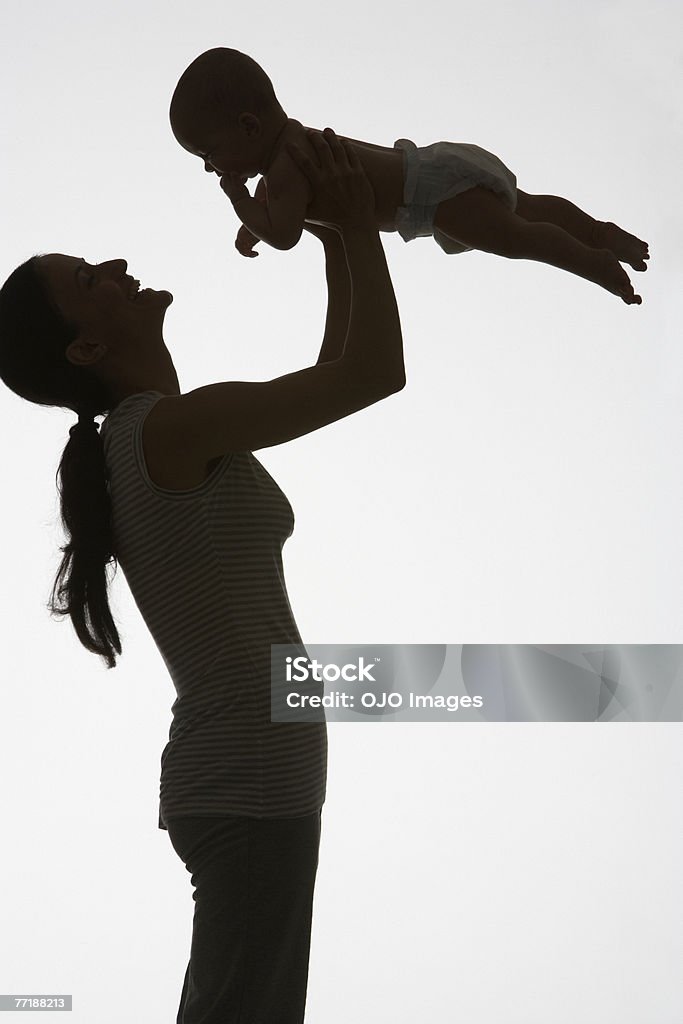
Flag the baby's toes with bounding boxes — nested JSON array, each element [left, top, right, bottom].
[[614, 262, 641, 304], [623, 286, 642, 305], [636, 244, 650, 272]]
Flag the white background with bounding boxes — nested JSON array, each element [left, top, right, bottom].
[[1, 1, 682, 1021]]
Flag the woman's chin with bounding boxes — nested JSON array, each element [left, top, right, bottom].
[[142, 287, 173, 306]]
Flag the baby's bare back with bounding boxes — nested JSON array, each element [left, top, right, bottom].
[[275, 119, 405, 232]]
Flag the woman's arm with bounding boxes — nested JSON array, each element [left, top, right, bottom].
[[339, 225, 404, 389], [303, 223, 352, 365], [148, 130, 405, 457]]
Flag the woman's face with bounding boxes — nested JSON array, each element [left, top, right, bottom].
[[38, 254, 172, 352]]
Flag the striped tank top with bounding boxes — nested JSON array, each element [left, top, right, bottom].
[[100, 390, 327, 830]]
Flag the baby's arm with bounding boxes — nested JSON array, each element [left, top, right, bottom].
[[221, 159, 309, 251], [235, 177, 268, 257]]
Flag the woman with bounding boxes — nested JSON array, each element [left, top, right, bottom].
[[0, 130, 404, 1023]]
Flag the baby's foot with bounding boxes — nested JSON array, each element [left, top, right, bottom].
[[595, 248, 642, 304], [593, 220, 650, 271]]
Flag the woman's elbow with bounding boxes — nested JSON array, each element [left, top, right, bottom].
[[373, 370, 406, 398]]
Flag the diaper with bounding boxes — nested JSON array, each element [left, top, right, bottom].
[[393, 138, 518, 254]]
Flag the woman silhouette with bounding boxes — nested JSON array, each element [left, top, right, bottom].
[[0, 129, 404, 1023]]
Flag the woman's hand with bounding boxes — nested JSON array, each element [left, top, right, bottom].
[[286, 128, 376, 232]]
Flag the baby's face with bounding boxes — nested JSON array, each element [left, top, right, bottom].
[[172, 108, 263, 180]]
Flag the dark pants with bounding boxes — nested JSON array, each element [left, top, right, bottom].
[[167, 810, 322, 1024]]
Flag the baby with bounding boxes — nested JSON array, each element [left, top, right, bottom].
[[170, 48, 649, 306]]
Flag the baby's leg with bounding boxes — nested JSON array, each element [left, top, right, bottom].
[[515, 190, 649, 271], [433, 185, 642, 304]]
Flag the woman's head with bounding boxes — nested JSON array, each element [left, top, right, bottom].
[[0, 254, 174, 414], [0, 255, 106, 415], [0, 253, 176, 671]]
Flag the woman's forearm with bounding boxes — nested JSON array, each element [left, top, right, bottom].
[[315, 231, 352, 365], [340, 227, 405, 391]]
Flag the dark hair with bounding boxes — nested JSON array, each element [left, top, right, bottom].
[[0, 256, 122, 670], [170, 47, 282, 130]]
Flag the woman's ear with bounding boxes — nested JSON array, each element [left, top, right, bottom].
[[65, 336, 107, 368]]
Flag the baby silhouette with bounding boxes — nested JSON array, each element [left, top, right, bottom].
[[170, 47, 649, 305]]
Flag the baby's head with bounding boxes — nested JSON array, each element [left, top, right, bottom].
[[170, 48, 287, 179]]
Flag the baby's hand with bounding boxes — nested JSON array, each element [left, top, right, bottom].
[[233, 174, 268, 257], [235, 224, 260, 258], [220, 172, 249, 204]]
